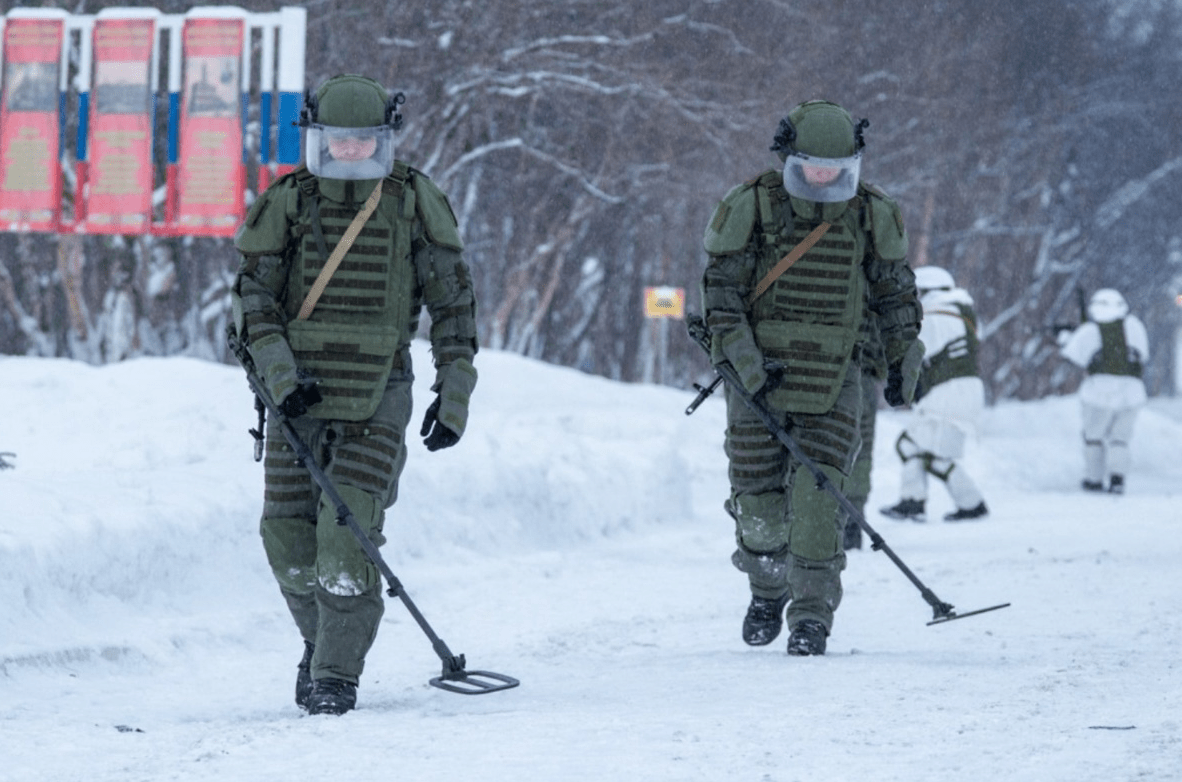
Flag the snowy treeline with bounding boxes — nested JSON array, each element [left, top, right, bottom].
[[2, 0, 1181, 398]]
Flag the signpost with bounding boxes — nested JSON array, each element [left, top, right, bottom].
[[643, 285, 685, 384]]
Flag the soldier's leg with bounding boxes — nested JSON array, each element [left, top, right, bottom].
[[782, 370, 861, 633], [313, 374, 413, 685], [842, 370, 878, 550], [880, 430, 928, 521], [902, 416, 960, 502], [919, 420, 983, 512], [1105, 407, 1139, 481], [1080, 403, 1114, 485], [260, 414, 326, 643], [928, 457, 985, 512], [724, 385, 791, 600]]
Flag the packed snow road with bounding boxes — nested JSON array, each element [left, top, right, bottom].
[[2, 347, 1180, 781]]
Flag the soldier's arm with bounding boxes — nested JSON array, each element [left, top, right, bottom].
[[700, 181, 767, 395], [862, 190, 921, 364], [702, 249, 767, 395], [411, 173, 478, 435], [232, 184, 301, 404]]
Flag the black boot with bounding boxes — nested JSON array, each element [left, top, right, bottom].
[[1081, 479, 1104, 492], [1108, 474, 1124, 494], [944, 501, 989, 522], [880, 498, 926, 522], [786, 619, 828, 656], [295, 641, 315, 710], [742, 594, 790, 646], [307, 678, 357, 716]]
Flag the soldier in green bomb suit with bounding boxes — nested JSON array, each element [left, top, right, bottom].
[[700, 100, 923, 655], [231, 75, 478, 714]]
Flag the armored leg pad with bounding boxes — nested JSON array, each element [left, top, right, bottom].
[[316, 484, 386, 596], [261, 515, 319, 595]]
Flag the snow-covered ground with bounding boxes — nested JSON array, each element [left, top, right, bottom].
[[2, 342, 1180, 781]]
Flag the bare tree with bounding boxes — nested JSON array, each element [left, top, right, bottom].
[[3, 0, 1180, 400]]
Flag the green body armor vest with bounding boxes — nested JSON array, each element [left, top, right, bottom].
[[284, 164, 419, 420], [922, 302, 979, 389], [749, 172, 867, 414], [1088, 319, 1143, 378]]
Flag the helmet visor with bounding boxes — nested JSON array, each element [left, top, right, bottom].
[[782, 152, 861, 203], [306, 124, 395, 180]]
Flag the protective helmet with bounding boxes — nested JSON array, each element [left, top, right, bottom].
[[302, 74, 404, 180], [1087, 288, 1129, 324], [914, 266, 956, 294], [771, 100, 868, 203]]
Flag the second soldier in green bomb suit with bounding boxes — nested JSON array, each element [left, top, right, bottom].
[[701, 100, 923, 655], [231, 75, 478, 714]]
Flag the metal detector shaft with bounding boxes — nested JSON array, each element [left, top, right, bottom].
[[686, 315, 1008, 625], [228, 330, 519, 693]]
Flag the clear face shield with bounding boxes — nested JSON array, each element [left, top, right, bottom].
[[306, 124, 396, 180], [781, 151, 862, 203]]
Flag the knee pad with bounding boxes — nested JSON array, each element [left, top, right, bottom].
[[316, 484, 386, 596], [260, 515, 318, 594], [787, 466, 843, 561], [895, 431, 922, 461], [730, 490, 788, 552], [926, 457, 955, 482]]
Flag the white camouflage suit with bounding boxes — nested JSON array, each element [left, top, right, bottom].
[[895, 285, 986, 514], [1059, 289, 1149, 491]]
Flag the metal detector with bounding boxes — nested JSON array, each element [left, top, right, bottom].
[[229, 329, 519, 694]]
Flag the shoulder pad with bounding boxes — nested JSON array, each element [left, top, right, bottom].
[[864, 182, 908, 261], [234, 176, 298, 255], [410, 169, 464, 251], [703, 180, 758, 255]]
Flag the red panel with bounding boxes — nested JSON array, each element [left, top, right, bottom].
[[174, 18, 244, 237], [0, 18, 63, 232], [85, 17, 155, 234]]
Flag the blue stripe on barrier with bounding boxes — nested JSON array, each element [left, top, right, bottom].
[[167, 92, 179, 164], [276, 90, 301, 165]]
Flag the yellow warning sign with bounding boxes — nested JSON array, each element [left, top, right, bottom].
[[644, 286, 686, 319]]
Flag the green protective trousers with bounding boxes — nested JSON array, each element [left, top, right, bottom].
[[841, 366, 879, 541], [724, 367, 863, 632], [260, 372, 413, 685]]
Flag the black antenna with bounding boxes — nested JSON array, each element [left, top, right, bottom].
[[770, 116, 797, 155], [855, 118, 870, 151], [387, 91, 406, 131], [296, 88, 317, 127]]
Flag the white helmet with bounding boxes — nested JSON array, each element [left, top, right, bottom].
[[1087, 288, 1129, 324], [914, 265, 955, 294]]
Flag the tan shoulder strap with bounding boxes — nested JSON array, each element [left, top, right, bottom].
[[747, 221, 831, 306], [296, 180, 384, 321]]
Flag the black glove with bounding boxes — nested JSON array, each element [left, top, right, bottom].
[[756, 360, 786, 401], [884, 364, 907, 407], [420, 396, 461, 451], [279, 383, 322, 419]]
